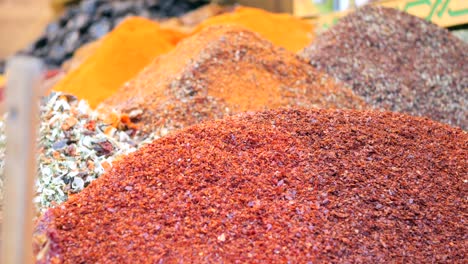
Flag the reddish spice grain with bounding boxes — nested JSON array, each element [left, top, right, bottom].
[[34, 108, 466, 263], [300, 6, 468, 130], [99, 25, 366, 135]]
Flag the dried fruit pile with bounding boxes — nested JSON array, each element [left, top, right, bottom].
[[300, 6, 468, 129], [34, 109, 466, 263], [100, 25, 366, 135]]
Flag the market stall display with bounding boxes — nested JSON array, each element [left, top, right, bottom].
[[0, 2, 466, 262], [34, 108, 466, 263], [52, 17, 186, 108], [19, 0, 209, 69], [100, 25, 366, 135]]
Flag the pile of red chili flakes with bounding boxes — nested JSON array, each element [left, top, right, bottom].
[[34, 109, 467, 263]]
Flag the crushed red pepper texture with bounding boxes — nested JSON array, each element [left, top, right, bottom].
[[34, 109, 467, 263], [99, 25, 366, 135]]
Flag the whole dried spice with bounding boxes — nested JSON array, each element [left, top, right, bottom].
[[100, 25, 366, 135], [34, 109, 466, 263], [300, 6, 468, 129]]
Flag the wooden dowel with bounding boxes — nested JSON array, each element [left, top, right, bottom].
[[2, 56, 42, 264]]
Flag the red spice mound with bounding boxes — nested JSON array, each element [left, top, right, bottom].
[[99, 25, 366, 135], [34, 108, 466, 263], [300, 6, 468, 130]]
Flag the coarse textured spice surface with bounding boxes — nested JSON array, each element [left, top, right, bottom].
[[34, 109, 467, 263], [100, 25, 366, 135], [0, 93, 144, 213], [53, 17, 186, 108], [193, 6, 314, 52], [34, 93, 140, 211], [300, 6, 468, 130]]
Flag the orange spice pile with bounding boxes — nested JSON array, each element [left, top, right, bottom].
[[100, 25, 365, 135], [53, 17, 186, 108], [194, 6, 314, 52]]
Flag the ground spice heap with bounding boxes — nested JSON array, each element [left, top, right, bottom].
[[193, 6, 314, 52], [34, 108, 466, 263], [12, 0, 208, 71], [100, 25, 365, 136], [53, 17, 186, 108], [300, 6, 468, 130]]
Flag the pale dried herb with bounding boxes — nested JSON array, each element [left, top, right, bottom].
[[34, 93, 141, 211], [0, 92, 152, 212]]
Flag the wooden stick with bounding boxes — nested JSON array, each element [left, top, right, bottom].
[[2, 56, 42, 264]]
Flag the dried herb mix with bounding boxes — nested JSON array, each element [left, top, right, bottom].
[[34, 93, 141, 211], [100, 25, 366, 135], [300, 6, 468, 129], [0, 93, 142, 212], [34, 109, 466, 263]]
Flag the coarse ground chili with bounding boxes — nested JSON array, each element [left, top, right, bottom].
[[99, 25, 366, 135], [34, 108, 467, 263], [300, 6, 468, 130]]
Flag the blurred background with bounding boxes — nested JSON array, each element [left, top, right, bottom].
[[0, 0, 466, 85], [1, 0, 465, 59]]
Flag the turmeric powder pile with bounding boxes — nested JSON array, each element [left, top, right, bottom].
[[53, 17, 186, 108], [193, 6, 314, 52]]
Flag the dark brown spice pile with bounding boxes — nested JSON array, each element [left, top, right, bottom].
[[34, 108, 467, 263], [300, 6, 468, 130], [99, 25, 366, 135]]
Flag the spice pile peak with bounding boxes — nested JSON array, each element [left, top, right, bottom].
[[53, 16, 186, 108], [300, 6, 468, 129], [100, 25, 365, 135], [194, 6, 314, 52], [34, 108, 467, 263]]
